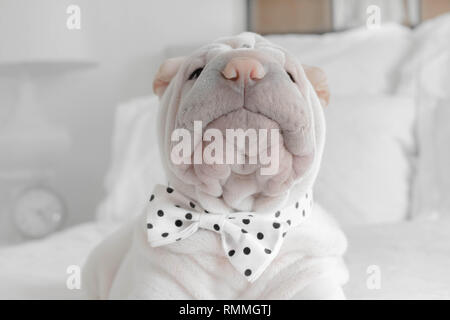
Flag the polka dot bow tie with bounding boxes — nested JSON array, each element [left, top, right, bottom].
[[146, 184, 313, 282]]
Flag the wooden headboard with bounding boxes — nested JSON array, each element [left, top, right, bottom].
[[248, 0, 450, 34], [421, 0, 450, 20], [248, 0, 333, 34]]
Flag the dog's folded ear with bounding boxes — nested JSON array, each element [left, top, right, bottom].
[[153, 57, 186, 97], [302, 65, 330, 107]]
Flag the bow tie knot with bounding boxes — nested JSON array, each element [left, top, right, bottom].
[[198, 213, 226, 233], [146, 184, 313, 282]]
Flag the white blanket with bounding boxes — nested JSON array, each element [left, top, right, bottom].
[[0, 223, 114, 299], [83, 203, 347, 299], [1, 214, 449, 299]]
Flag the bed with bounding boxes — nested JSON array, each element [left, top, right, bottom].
[[1, 14, 450, 299], [1, 216, 449, 299]]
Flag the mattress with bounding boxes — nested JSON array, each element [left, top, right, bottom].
[[0, 218, 449, 299], [0, 222, 115, 300], [344, 217, 450, 299]]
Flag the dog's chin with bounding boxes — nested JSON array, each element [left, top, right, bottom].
[[169, 108, 315, 210]]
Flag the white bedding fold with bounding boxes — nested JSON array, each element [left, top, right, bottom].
[[83, 203, 348, 299]]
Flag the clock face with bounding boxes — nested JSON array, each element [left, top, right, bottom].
[[13, 187, 66, 239]]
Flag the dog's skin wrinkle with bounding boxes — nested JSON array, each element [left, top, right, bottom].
[[179, 63, 308, 148], [164, 33, 324, 211]]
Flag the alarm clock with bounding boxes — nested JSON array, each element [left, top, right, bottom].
[[12, 186, 66, 239]]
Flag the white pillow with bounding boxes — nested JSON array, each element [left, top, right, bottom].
[[314, 94, 416, 226], [434, 102, 450, 215], [398, 13, 450, 220], [96, 95, 166, 223], [267, 23, 412, 96], [397, 13, 450, 95]]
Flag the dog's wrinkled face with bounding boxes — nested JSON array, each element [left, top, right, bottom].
[[154, 33, 329, 212]]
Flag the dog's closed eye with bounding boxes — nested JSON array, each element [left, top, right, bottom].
[[286, 71, 296, 83], [188, 67, 204, 80]]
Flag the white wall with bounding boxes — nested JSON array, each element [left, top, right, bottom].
[[0, 0, 246, 229]]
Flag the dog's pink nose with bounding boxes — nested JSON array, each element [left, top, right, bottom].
[[222, 57, 265, 83]]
